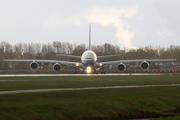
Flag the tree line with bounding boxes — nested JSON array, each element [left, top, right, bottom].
[[0, 41, 179, 70]]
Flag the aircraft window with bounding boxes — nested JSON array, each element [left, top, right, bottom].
[[86, 58, 93, 59]]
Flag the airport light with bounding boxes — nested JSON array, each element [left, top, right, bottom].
[[86, 66, 91, 73], [75, 63, 79, 67], [99, 63, 103, 67]]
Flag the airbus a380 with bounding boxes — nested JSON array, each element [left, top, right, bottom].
[[4, 24, 176, 74]]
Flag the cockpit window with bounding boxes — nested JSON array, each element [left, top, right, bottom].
[[86, 58, 93, 59]]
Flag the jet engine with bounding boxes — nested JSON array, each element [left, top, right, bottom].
[[29, 61, 39, 71], [140, 61, 149, 70], [117, 63, 126, 72], [53, 63, 62, 72], [109, 65, 112, 69]]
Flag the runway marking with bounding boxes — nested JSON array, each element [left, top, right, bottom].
[[0, 80, 31, 82], [69, 80, 94, 81], [107, 80, 131, 81], [0, 84, 180, 95], [0, 74, 158, 77]]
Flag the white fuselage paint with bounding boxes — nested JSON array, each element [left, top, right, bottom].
[[81, 50, 97, 67]]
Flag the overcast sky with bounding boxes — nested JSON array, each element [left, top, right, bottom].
[[0, 0, 180, 48]]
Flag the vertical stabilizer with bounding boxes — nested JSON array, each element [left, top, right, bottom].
[[89, 24, 91, 50]]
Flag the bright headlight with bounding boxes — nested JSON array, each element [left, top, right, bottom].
[[99, 63, 103, 67], [75, 63, 79, 67], [86, 66, 91, 73]]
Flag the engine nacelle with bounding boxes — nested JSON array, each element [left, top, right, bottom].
[[29, 61, 39, 71], [109, 65, 112, 69], [117, 63, 126, 72], [53, 63, 62, 72], [140, 61, 149, 70]]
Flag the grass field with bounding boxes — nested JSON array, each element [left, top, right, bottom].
[[0, 74, 180, 120]]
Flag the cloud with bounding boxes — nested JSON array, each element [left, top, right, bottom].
[[42, 13, 62, 27], [42, 13, 85, 27], [42, 5, 138, 48], [157, 29, 172, 39], [85, 5, 138, 48]]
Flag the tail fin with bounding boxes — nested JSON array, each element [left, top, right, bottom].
[[89, 23, 91, 50]]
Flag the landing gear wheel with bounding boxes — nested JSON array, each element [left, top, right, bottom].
[[93, 71, 98, 74], [74, 72, 78, 74], [101, 67, 105, 74]]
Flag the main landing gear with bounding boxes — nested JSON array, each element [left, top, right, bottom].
[[101, 72, 105, 74], [74, 71, 78, 74], [74, 67, 78, 74], [101, 67, 105, 74]]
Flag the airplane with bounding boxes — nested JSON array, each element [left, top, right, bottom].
[[4, 24, 176, 74]]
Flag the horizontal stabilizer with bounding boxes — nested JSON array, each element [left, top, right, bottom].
[[58, 54, 81, 58], [97, 54, 122, 59]]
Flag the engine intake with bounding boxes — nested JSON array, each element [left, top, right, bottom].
[[53, 63, 62, 72], [140, 61, 149, 70], [117, 63, 126, 72], [109, 65, 112, 69], [29, 61, 39, 71]]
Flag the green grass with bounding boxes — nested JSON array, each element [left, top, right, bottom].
[[152, 116, 180, 120], [0, 75, 180, 120], [0, 74, 180, 91]]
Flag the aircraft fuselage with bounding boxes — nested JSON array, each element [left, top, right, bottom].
[[81, 50, 97, 73]]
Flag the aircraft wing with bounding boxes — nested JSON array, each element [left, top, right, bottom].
[[58, 54, 122, 59], [100, 59, 176, 65], [4, 59, 80, 67]]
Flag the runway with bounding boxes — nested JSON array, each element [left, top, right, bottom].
[[0, 73, 158, 77], [0, 84, 180, 94]]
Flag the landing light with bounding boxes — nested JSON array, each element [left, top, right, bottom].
[[76, 63, 79, 67], [99, 63, 103, 67], [86, 66, 91, 73]]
